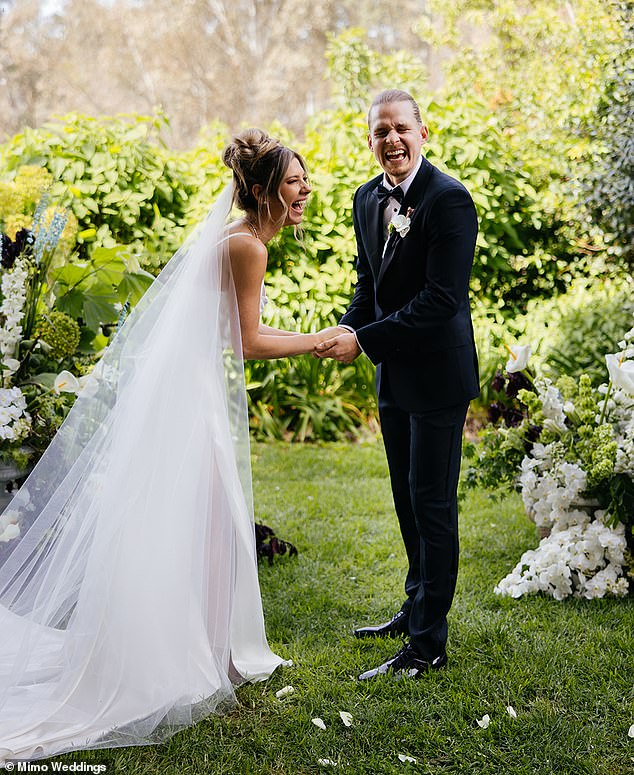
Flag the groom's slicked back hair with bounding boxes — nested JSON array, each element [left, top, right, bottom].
[[368, 90, 423, 127]]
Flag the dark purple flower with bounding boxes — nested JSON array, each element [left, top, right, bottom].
[[13, 229, 33, 258], [503, 406, 525, 427], [488, 401, 503, 424], [526, 424, 542, 443], [1, 229, 33, 269], [505, 370, 532, 399], [490, 371, 506, 393]]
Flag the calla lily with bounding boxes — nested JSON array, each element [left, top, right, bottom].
[[2, 358, 21, 374], [312, 718, 326, 730], [476, 714, 491, 729], [505, 344, 532, 373], [506, 706, 517, 719], [628, 723, 634, 738], [275, 685, 295, 698], [54, 371, 81, 395], [398, 754, 417, 763], [605, 354, 634, 395]]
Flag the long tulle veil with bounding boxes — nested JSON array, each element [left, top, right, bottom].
[[0, 184, 284, 762]]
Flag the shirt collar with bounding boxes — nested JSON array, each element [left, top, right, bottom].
[[382, 156, 422, 197]]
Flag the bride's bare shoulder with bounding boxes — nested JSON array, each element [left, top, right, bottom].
[[224, 227, 267, 279]]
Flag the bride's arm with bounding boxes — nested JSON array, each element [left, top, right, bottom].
[[230, 236, 333, 359], [258, 323, 295, 337]]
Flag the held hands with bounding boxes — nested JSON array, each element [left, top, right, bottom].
[[313, 327, 361, 364]]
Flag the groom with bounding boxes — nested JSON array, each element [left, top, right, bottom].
[[316, 89, 479, 679]]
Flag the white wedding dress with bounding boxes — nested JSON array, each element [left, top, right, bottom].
[[0, 186, 284, 763]]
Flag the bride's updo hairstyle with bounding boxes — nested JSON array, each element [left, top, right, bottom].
[[223, 128, 307, 227]]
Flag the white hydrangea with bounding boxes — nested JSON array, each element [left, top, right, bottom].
[[519, 446, 588, 530], [0, 386, 31, 442], [0, 258, 29, 359], [495, 515, 628, 600], [535, 378, 567, 432]]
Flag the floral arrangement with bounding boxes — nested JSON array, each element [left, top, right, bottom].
[[465, 332, 634, 600], [0, 194, 81, 471]]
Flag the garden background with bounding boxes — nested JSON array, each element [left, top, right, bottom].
[[0, 1, 633, 773]]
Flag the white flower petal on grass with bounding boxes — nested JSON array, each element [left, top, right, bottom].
[[506, 706, 517, 719], [476, 714, 491, 729], [275, 685, 295, 699], [312, 717, 327, 730], [628, 723, 634, 738], [339, 711, 353, 727], [397, 754, 417, 763], [317, 759, 337, 767], [505, 344, 532, 373]]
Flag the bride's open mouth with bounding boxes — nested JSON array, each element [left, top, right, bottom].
[[290, 199, 307, 214]]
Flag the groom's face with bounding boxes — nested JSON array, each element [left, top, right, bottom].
[[367, 101, 428, 186]]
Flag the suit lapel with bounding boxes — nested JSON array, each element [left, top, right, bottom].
[[377, 157, 433, 286], [361, 177, 385, 279]]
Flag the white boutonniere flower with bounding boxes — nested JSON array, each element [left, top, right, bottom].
[[388, 207, 415, 239]]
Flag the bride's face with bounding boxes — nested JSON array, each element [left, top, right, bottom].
[[275, 157, 311, 227]]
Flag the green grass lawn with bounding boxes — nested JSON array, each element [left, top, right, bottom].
[[63, 442, 634, 774]]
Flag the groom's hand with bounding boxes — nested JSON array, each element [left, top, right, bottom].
[[314, 332, 361, 364]]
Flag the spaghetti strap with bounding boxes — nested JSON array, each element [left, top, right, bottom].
[[217, 232, 252, 245]]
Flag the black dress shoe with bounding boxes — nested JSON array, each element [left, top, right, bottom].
[[358, 642, 447, 681], [353, 610, 409, 639]]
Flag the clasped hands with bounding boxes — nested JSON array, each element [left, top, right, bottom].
[[313, 326, 361, 364]]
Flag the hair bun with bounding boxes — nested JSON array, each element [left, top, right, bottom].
[[222, 128, 278, 171]]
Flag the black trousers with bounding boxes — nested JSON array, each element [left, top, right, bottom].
[[378, 372, 468, 660]]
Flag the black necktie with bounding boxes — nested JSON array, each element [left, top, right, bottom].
[[376, 184, 404, 208]]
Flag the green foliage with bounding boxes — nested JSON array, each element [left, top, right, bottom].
[[582, 0, 634, 264], [511, 277, 634, 385], [49, 245, 154, 344], [0, 113, 197, 268], [423, 97, 576, 310]]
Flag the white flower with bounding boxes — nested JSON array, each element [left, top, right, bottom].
[[605, 353, 634, 395], [0, 258, 29, 358], [397, 754, 417, 763], [275, 685, 295, 698], [312, 718, 327, 730], [389, 214, 411, 238], [476, 714, 491, 729], [628, 723, 634, 738], [506, 706, 517, 719], [2, 358, 20, 375], [0, 522, 20, 542], [54, 370, 81, 395], [317, 760, 337, 767], [505, 344, 532, 373], [339, 711, 353, 727]]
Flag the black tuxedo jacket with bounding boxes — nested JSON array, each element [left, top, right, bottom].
[[340, 156, 480, 412]]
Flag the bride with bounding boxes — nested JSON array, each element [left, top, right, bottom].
[[0, 128, 340, 762]]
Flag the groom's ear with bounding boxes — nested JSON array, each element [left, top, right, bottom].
[[420, 125, 429, 143], [367, 133, 374, 151]]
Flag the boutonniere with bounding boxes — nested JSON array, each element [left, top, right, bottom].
[[388, 207, 415, 238]]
